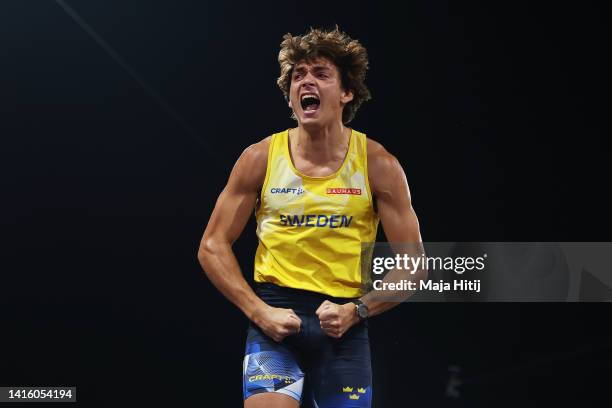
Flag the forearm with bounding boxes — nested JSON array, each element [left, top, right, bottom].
[[360, 299, 398, 318], [198, 238, 267, 322], [360, 268, 427, 318]]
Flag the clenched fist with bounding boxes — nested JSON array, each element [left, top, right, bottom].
[[253, 305, 302, 342], [315, 300, 359, 338]]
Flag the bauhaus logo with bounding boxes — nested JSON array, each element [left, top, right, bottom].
[[326, 187, 361, 195]]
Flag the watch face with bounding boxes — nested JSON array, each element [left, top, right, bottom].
[[357, 304, 368, 319]]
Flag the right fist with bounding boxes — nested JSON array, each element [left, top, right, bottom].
[[254, 305, 302, 342]]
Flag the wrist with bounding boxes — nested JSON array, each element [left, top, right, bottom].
[[351, 299, 369, 321], [344, 302, 360, 325], [247, 301, 270, 325]]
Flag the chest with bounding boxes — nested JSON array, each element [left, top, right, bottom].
[[290, 154, 347, 178], [263, 170, 371, 219]]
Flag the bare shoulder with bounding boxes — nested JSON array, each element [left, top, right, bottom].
[[366, 137, 406, 194], [239, 135, 271, 168], [230, 136, 272, 192]]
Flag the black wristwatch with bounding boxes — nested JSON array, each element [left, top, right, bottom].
[[352, 299, 369, 320]]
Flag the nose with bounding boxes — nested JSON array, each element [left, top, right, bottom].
[[302, 70, 316, 85], [300, 79, 316, 96]]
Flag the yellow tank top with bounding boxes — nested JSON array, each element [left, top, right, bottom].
[[254, 128, 379, 298]]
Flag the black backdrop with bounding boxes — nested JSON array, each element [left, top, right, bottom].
[[2, 1, 610, 407]]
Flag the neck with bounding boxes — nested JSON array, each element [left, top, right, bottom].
[[292, 121, 350, 163]]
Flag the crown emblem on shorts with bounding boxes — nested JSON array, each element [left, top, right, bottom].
[[349, 394, 360, 400], [342, 386, 353, 392], [358, 387, 366, 394]]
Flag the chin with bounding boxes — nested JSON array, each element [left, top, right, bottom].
[[299, 115, 328, 128], [301, 121, 327, 131]]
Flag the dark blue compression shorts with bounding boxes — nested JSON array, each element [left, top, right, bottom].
[[243, 283, 372, 407]]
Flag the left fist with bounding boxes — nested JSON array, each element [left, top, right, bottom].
[[315, 300, 359, 338]]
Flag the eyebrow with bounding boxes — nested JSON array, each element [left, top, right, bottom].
[[293, 65, 332, 73]]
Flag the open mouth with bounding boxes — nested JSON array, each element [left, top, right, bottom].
[[300, 94, 320, 112]]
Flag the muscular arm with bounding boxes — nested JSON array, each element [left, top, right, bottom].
[[360, 140, 426, 317], [316, 140, 426, 338], [197, 138, 301, 341], [197, 140, 269, 321]]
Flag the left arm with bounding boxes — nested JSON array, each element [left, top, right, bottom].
[[316, 140, 425, 337], [361, 142, 425, 316]]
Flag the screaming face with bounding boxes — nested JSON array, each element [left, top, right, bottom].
[[289, 58, 353, 126]]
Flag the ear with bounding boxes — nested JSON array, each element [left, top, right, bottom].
[[340, 89, 354, 105], [287, 96, 293, 108]]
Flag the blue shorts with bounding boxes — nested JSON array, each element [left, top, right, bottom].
[[243, 283, 372, 407]]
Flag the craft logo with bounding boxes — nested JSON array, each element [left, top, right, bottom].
[[270, 187, 303, 195], [248, 374, 294, 384]]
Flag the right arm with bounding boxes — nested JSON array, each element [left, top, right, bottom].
[[197, 138, 301, 341]]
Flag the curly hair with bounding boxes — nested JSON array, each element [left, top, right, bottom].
[[277, 26, 371, 124]]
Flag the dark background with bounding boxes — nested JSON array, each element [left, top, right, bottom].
[[1, 1, 609, 407]]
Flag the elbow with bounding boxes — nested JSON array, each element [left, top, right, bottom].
[[197, 238, 217, 274], [420, 267, 429, 283], [196, 247, 207, 269]]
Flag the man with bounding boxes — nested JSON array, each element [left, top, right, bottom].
[[198, 26, 424, 408]]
